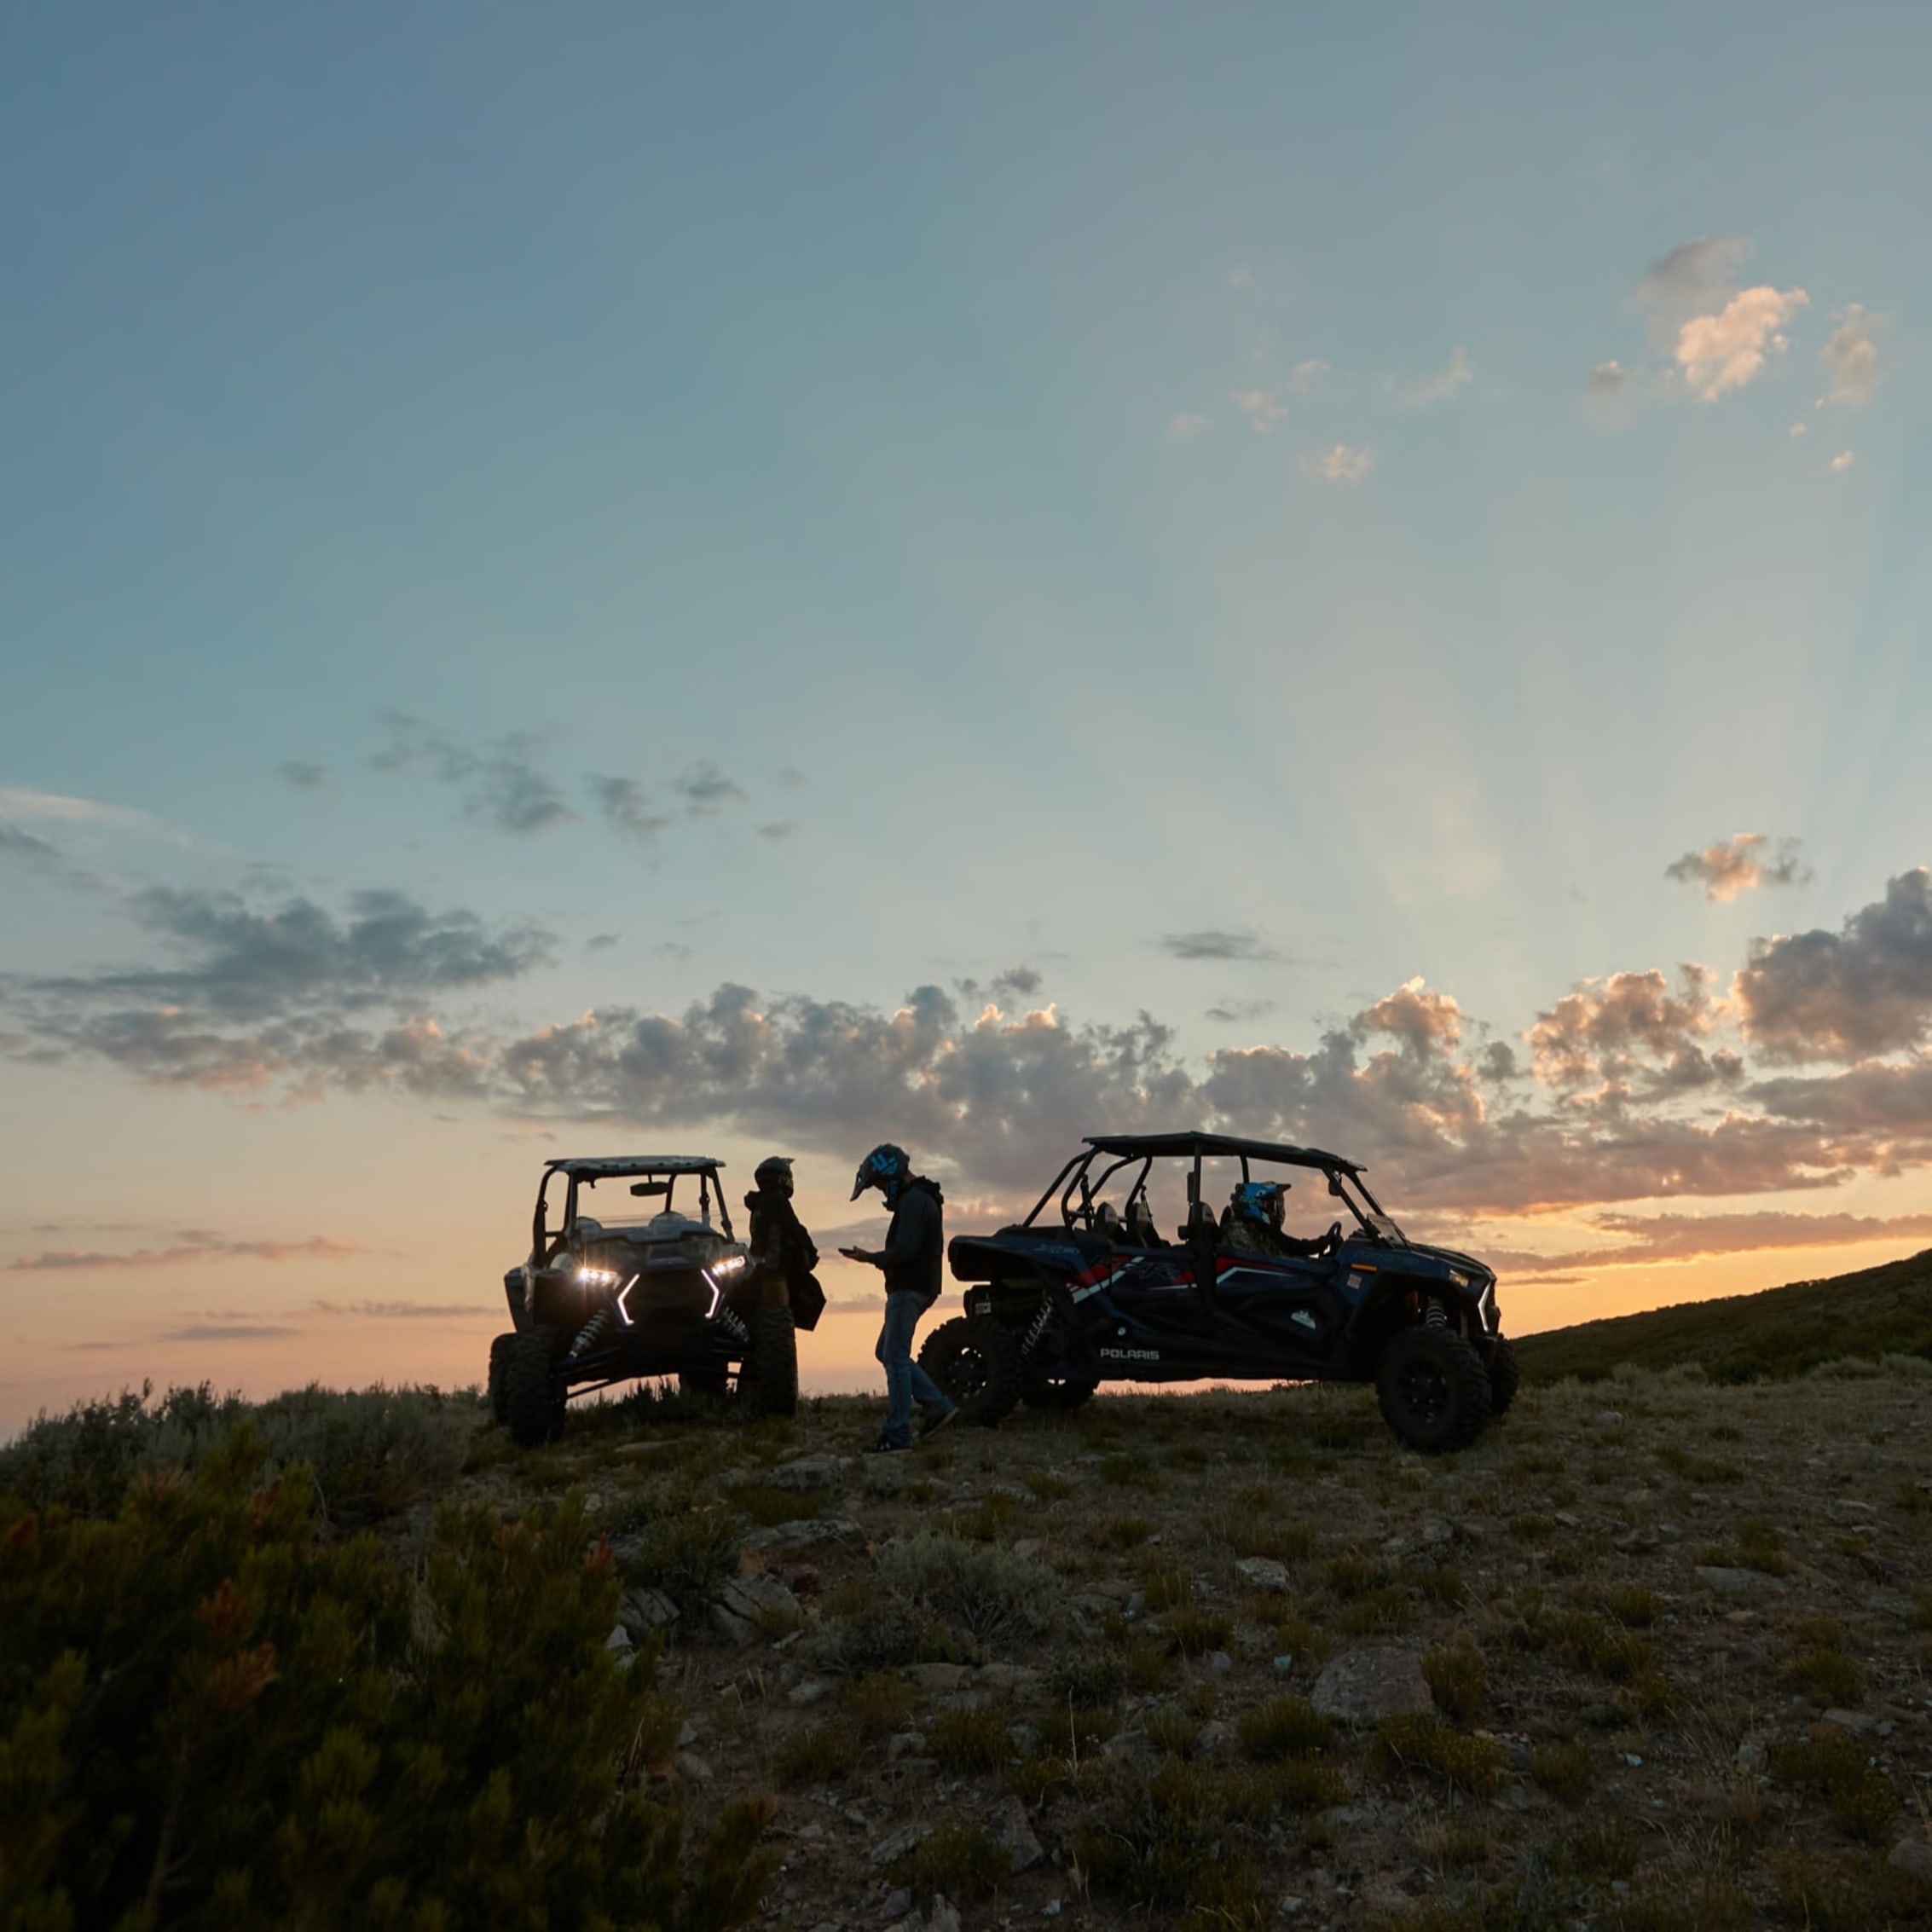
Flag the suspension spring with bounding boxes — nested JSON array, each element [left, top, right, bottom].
[[1021, 1295, 1055, 1359], [570, 1308, 613, 1358], [1425, 1301, 1449, 1329], [717, 1306, 750, 1345]]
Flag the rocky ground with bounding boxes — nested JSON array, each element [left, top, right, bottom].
[[459, 1360, 1932, 1929]]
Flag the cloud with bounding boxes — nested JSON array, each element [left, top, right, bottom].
[[0, 787, 151, 829], [1819, 305, 1883, 408], [279, 761, 331, 790], [1287, 360, 1329, 393], [1299, 444, 1375, 483], [371, 716, 576, 834], [1167, 412, 1210, 441], [1665, 834, 1811, 901], [1487, 1207, 1932, 1275], [587, 774, 669, 840], [1634, 236, 1754, 341], [1206, 998, 1276, 1025], [1231, 390, 1287, 433], [1830, 450, 1854, 474], [10, 1233, 358, 1271], [160, 1324, 302, 1342], [1732, 869, 1932, 1063], [1394, 346, 1472, 409], [1675, 285, 1808, 401], [1582, 361, 1633, 421], [674, 761, 745, 814], [1528, 966, 1720, 1089], [759, 821, 796, 842], [587, 933, 620, 952], [0, 824, 66, 871], [309, 1299, 494, 1318], [1160, 930, 1281, 963]]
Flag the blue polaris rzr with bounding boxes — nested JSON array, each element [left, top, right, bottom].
[[923, 1131, 1516, 1452]]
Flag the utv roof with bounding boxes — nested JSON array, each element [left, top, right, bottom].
[[546, 1156, 726, 1178], [1084, 1131, 1362, 1174]]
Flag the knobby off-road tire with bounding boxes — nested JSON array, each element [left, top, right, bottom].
[[741, 1306, 800, 1419], [487, 1332, 518, 1426], [919, 1314, 1022, 1426], [1376, 1324, 1493, 1454], [505, 1328, 568, 1448], [1021, 1368, 1100, 1411], [1485, 1335, 1521, 1418]]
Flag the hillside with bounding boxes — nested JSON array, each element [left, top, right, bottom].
[[1512, 1247, 1932, 1385], [6, 1367, 1932, 1928]]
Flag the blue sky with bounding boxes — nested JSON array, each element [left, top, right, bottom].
[[3, 4, 1929, 1425]]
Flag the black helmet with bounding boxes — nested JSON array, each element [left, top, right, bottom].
[[754, 1155, 795, 1194]]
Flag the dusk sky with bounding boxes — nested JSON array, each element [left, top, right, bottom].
[[4, 4, 1929, 1431]]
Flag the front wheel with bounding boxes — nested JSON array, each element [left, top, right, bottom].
[[919, 1315, 1021, 1426], [504, 1328, 568, 1448], [741, 1306, 799, 1418], [1484, 1335, 1520, 1418], [1376, 1324, 1492, 1455], [487, 1332, 518, 1426]]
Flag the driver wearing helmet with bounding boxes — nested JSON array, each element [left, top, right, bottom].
[[1226, 1180, 1339, 1260], [839, 1143, 958, 1451], [744, 1156, 825, 1332]]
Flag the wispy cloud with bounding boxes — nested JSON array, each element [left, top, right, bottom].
[[587, 774, 669, 840], [1819, 305, 1883, 408], [1231, 390, 1287, 433], [1830, 450, 1855, 474], [278, 761, 331, 790], [10, 1233, 358, 1271], [1665, 834, 1810, 902], [309, 1299, 493, 1318], [1393, 346, 1472, 409], [371, 717, 576, 833], [1160, 930, 1282, 963], [674, 761, 746, 814], [1167, 411, 1210, 441], [161, 1323, 302, 1342], [1206, 998, 1277, 1025], [1299, 443, 1375, 483]]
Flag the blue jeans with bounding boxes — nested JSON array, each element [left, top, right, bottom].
[[877, 1291, 951, 1445]]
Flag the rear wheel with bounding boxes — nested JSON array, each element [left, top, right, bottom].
[[1375, 1324, 1492, 1454], [919, 1315, 1021, 1426], [1485, 1335, 1520, 1417], [741, 1306, 799, 1418], [1021, 1367, 1100, 1411], [505, 1328, 568, 1448], [487, 1332, 518, 1426]]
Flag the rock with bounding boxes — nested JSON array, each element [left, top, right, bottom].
[[787, 1678, 832, 1707], [1311, 1647, 1435, 1726], [676, 1721, 698, 1747], [1553, 1510, 1583, 1529], [1206, 1650, 1235, 1677], [918, 1900, 962, 1932], [905, 1663, 969, 1695], [1272, 1654, 1295, 1675], [1694, 1566, 1784, 1597], [987, 1481, 1033, 1503], [618, 1586, 680, 1639], [1194, 1720, 1238, 1761], [768, 1453, 856, 1492], [1234, 1557, 1292, 1594], [991, 1795, 1044, 1872], [870, 1821, 934, 1867], [673, 1750, 714, 1781], [709, 1571, 803, 1645], [974, 1663, 1042, 1698], [1009, 1721, 1041, 1755], [1320, 1806, 1370, 1830], [1820, 1708, 1877, 1735], [1735, 1732, 1768, 1772], [740, 1516, 865, 1557], [886, 1732, 928, 1761], [881, 1888, 912, 1919], [1888, 1838, 1932, 1885], [605, 1623, 634, 1657], [1099, 1728, 1152, 1761], [1595, 1410, 1624, 1427]]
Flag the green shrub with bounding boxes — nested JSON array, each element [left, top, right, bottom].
[[1601, 1586, 1662, 1628], [0, 1438, 772, 1928], [1422, 1636, 1488, 1724], [1236, 1695, 1329, 1761], [1322, 1553, 1385, 1599], [1097, 1452, 1158, 1489], [1769, 1732, 1897, 1842], [1735, 1518, 1792, 1576], [775, 1721, 862, 1784], [1093, 1514, 1151, 1550], [1069, 1760, 1272, 1921], [1047, 1651, 1124, 1709], [827, 1534, 1056, 1668], [888, 1819, 1010, 1904], [1784, 1648, 1865, 1705], [928, 1704, 1010, 1773], [1528, 1739, 1595, 1804], [841, 1672, 915, 1740], [1161, 1605, 1232, 1657], [726, 1481, 825, 1526], [1769, 1848, 1932, 1930], [1145, 1704, 1199, 1756], [1373, 1716, 1507, 1796], [1334, 1586, 1412, 1635]]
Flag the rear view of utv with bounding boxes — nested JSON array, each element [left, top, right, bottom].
[[930, 1131, 1518, 1453], [489, 1155, 809, 1446]]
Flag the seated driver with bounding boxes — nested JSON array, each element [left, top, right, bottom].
[[1225, 1181, 1335, 1259]]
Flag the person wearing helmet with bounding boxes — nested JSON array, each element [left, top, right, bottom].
[[744, 1156, 825, 1332], [1226, 1180, 1340, 1259], [839, 1142, 957, 1450]]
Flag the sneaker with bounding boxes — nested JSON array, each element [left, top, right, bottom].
[[863, 1432, 911, 1455], [918, 1403, 958, 1438]]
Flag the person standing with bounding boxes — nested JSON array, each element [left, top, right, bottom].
[[744, 1155, 825, 1332], [839, 1142, 957, 1451]]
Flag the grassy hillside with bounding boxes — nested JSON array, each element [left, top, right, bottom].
[[1513, 1247, 1932, 1385]]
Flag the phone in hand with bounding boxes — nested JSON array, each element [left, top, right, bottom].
[[837, 1244, 869, 1263]]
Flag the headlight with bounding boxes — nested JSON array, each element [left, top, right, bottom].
[[710, 1252, 748, 1278], [1449, 1270, 1470, 1290], [576, 1265, 622, 1290]]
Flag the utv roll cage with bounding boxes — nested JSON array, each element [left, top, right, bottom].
[[531, 1154, 735, 1266], [1021, 1131, 1408, 1246]]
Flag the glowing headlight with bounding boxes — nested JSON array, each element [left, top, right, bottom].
[[1449, 1270, 1470, 1290], [710, 1252, 748, 1277], [576, 1265, 622, 1290]]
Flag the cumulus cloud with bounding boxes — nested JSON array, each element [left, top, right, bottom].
[[1634, 237, 1753, 335], [1528, 966, 1721, 1090], [674, 761, 746, 814], [1300, 444, 1375, 483], [1733, 869, 1932, 1063], [1394, 346, 1472, 409], [1160, 931, 1281, 963], [1819, 305, 1883, 408], [1666, 834, 1810, 901], [1287, 360, 1330, 393], [1675, 285, 1808, 401], [279, 761, 330, 790], [1830, 450, 1854, 474], [1231, 390, 1287, 433], [11, 1233, 356, 1271], [1168, 411, 1210, 441], [587, 774, 669, 840]]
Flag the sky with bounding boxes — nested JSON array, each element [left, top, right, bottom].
[[3, 3, 1929, 1432]]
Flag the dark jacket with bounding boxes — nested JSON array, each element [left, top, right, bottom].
[[745, 1188, 824, 1331], [873, 1177, 945, 1300]]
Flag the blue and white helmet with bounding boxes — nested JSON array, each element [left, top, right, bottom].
[[851, 1142, 911, 1202], [1231, 1180, 1286, 1229]]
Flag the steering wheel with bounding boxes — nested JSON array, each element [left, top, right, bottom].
[[1324, 1221, 1343, 1255]]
